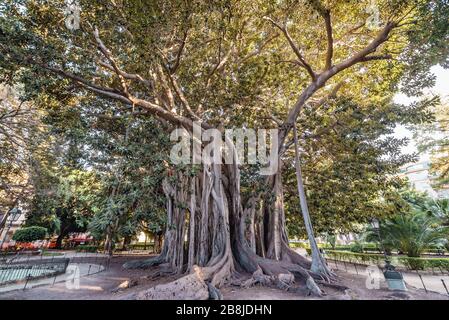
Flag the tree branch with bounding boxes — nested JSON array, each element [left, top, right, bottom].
[[279, 21, 398, 153], [93, 27, 129, 96], [97, 60, 153, 89], [170, 30, 189, 74], [264, 16, 316, 80]]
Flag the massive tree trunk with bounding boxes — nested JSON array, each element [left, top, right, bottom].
[[125, 142, 325, 299]]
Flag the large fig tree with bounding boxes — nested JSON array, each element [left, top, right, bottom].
[[1, 0, 448, 298]]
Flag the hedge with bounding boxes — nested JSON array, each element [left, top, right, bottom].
[[397, 257, 449, 271], [293, 242, 381, 252], [299, 243, 444, 254], [323, 250, 449, 271], [323, 250, 385, 266], [76, 245, 99, 253], [129, 243, 154, 250], [12, 226, 47, 242]]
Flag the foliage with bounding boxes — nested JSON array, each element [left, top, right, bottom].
[[325, 250, 449, 271], [0, 85, 44, 220], [283, 96, 427, 237], [349, 241, 365, 253], [418, 197, 449, 226], [26, 164, 102, 245], [414, 101, 449, 188], [1, 0, 449, 251], [86, 115, 170, 244], [75, 245, 99, 253], [12, 226, 47, 242], [364, 210, 448, 257]]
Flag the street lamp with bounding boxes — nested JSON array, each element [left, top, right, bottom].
[[370, 218, 391, 266], [0, 207, 22, 251], [371, 218, 407, 291]]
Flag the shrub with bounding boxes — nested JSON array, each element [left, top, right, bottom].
[[12, 226, 47, 242], [129, 243, 154, 250], [290, 242, 307, 249], [325, 250, 384, 265], [350, 241, 364, 253], [326, 250, 449, 271], [426, 259, 449, 271]]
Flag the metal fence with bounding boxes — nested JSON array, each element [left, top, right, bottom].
[[0, 249, 110, 292], [325, 255, 449, 296]]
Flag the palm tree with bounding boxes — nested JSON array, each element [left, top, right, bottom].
[[420, 198, 449, 226], [364, 210, 448, 257]]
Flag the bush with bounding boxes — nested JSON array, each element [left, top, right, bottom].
[[426, 258, 449, 271], [12, 226, 47, 242], [76, 245, 98, 253], [326, 250, 449, 271], [325, 250, 384, 265], [290, 242, 309, 249], [350, 242, 364, 253]]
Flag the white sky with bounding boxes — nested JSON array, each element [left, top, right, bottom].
[[393, 65, 449, 162]]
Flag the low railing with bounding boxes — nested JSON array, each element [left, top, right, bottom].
[[0, 257, 70, 286]]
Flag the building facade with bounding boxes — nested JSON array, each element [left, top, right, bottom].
[[399, 161, 449, 199]]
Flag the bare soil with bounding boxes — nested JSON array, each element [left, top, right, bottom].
[[0, 254, 447, 300]]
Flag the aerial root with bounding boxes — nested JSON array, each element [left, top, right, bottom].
[[207, 282, 223, 300]]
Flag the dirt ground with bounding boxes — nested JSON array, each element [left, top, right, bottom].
[[0, 254, 447, 300]]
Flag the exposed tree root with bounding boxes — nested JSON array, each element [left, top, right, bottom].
[[233, 240, 325, 296], [136, 266, 210, 300], [315, 280, 348, 291], [207, 283, 223, 300], [311, 261, 338, 283]]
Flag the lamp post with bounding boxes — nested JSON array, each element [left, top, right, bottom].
[[371, 218, 407, 291], [0, 207, 22, 251], [370, 218, 389, 264]]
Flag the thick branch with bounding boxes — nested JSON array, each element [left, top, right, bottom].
[[331, 21, 397, 74], [41, 65, 195, 129], [278, 21, 397, 153], [97, 61, 153, 89], [264, 17, 316, 80]]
